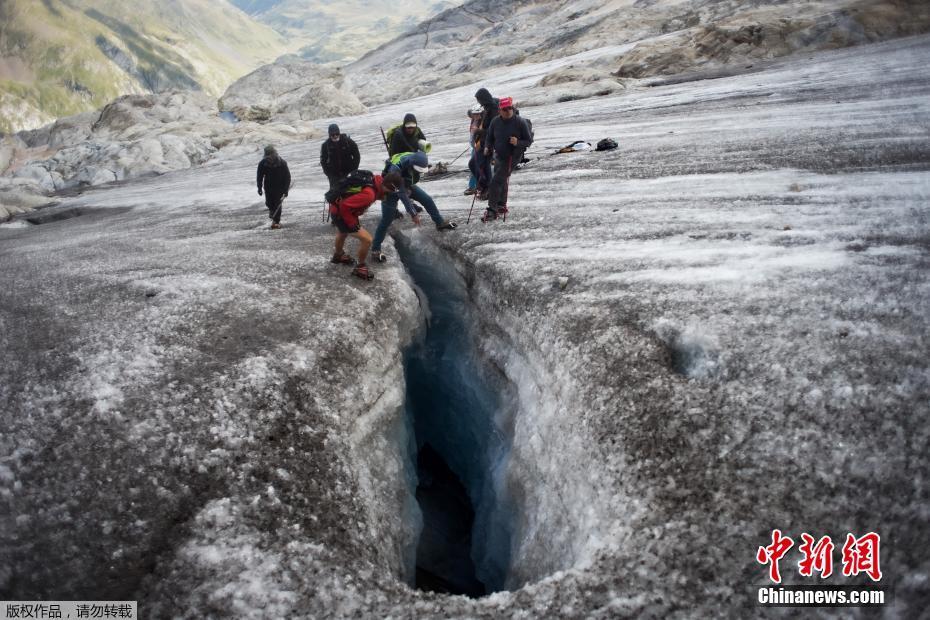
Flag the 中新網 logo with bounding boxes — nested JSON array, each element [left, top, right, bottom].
[[757, 530, 882, 584]]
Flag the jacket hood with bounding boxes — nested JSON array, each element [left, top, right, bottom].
[[475, 88, 493, 105], [326, 133, 351, 145]]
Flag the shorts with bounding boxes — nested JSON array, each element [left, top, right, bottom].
[[331, 213, 360, 234]]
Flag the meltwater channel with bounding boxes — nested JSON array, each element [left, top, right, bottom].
[[395, 233, 515, 597]]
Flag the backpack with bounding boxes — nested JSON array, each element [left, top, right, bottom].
[[384, 124, 402, 145], [596, 138, 618, 151], [325, 169, 376, 204], [514, 108, 534, 141]]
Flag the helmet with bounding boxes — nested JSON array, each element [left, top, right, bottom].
[[469, 104, 483, 115]]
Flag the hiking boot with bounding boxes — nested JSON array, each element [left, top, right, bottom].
[[331, 252, 355, 265], [464, 188, 477, 195], [480, 208, 498, 223], [352, 264, 374, 280], [436, 220, 458, 231], [393, 210, 404, 221], [270, 222, 282, 229], [374, 251, 387, 263]]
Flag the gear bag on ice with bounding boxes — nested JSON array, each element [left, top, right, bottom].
[[325, 169, 376, 204]]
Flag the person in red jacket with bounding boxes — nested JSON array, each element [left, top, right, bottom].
[[329, 171, 402, 280]]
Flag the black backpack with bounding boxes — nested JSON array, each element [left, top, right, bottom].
[[596, 138, 618, 151], [514, 108, 534, 141], [325, 169, 375, 204]]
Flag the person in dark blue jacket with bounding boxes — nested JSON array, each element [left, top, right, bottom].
[[320, 124, 360, 188], [481, 97, 533, 222], [371, 150, 457, 262], [471, 88, 499, 200]]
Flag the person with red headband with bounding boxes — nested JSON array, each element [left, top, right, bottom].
[[481, 96, 533, 222]]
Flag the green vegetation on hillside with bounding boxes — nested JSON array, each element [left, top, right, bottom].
[[0, 0, 289, 133], [228, 0, 454, 63]]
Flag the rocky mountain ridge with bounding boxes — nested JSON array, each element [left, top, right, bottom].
[[345, 0, 930, 105]]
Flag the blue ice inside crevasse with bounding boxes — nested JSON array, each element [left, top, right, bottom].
[[218, 111, 239, 124], [395, 232, 515, 597]]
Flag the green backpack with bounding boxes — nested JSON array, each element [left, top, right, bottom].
[[384, 124, 402, 146]]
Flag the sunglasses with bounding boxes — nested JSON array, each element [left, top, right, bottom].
[[501, 107, 514, 111]]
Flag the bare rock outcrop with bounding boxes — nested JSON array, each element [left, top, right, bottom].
[[613, 0, 930, 78], [219, 55, 367, 123], [1, 91, 319, 218]]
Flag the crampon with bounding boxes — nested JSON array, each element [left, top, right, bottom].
[[481, 206, 508, 223], [352, 264, 374, 280], [331, 252, 355, 265]]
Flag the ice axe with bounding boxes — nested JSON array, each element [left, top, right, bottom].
[[379, 126, 390, 154]]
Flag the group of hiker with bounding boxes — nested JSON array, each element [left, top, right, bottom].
[[255, 88, 534, 280]]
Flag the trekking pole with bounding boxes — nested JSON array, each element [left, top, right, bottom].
[[466, 190, 478, 224], [271, 196, 284, 224], [322, 200, 328, 223], [447, 146, 470, 166]]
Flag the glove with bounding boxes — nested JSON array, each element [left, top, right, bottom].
[[257, 188, 263, 196]]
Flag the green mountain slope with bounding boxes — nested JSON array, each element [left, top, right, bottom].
[[0, 0, 289, 133]]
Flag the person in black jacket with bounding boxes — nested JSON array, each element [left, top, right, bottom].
[[256, 145, 291, 229], [388, 113, 426, 156], [481, 97, 533, 222], [320, 123, 361, 188], [471, 88, 499, 199]]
